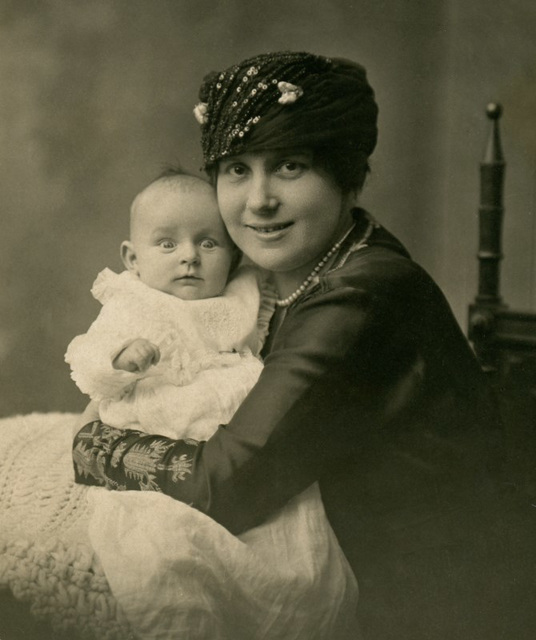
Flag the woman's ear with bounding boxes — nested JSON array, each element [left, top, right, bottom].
[[121, 240, 139, 275], [343, 188, 359, 212]]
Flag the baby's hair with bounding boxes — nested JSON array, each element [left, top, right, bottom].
[[153, 164, 211, 188]]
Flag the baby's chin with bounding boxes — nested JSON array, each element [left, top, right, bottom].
[[160, 282, 224, 301]]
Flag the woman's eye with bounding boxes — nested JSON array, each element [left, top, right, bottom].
[[221, 163, 247, 179], [200, 239, 216, 249], [276, 161, 306, 177], [158, 239, 176, 250]]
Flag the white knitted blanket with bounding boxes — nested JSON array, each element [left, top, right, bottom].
[[0, 412, 135, 639]]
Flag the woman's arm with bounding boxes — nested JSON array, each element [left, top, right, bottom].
[[73, 281, 416, 532]]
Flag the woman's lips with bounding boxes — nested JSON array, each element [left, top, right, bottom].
[[247, 222, 292, 232], [246, 222, 293, 239]]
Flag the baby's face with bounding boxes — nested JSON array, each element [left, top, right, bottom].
[[128, 180, 235, 300]]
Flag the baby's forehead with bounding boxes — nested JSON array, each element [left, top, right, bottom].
[[130, 176, 223, 235], [133, 177, 215, 213], [145, 175, 214, 201]]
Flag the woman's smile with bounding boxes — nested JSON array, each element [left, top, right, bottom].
[[246, 221, 294, 239]]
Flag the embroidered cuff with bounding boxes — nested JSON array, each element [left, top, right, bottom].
[[72, 420, 203, 504]]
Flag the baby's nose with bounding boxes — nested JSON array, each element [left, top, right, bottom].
[[178, 243, 199, 264]]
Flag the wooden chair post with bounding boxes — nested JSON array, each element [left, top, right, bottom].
[[477, 103, 506, 306], [468, 103, 507, 371]]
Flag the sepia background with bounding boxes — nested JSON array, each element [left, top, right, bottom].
[[1, 0, 535, 417]]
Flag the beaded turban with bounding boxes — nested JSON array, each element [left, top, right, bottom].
[[195, 51, 379, 170]]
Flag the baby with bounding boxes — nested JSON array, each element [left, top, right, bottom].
[[65, 171, 356, 640], [66, 171, 265, 443]]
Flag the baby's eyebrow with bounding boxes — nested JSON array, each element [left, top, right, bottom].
[[151, 225, 177, 236], [148, 229, 176, 243]]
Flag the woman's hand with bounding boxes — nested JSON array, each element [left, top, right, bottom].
[[74, 399, 100, 436]]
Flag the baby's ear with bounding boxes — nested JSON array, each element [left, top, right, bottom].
[[121, 240, 139, 274]]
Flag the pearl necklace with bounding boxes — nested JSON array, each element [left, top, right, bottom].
[[275, 223, 356, 307]]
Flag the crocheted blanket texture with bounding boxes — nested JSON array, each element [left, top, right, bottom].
[[0, 412, 135, 639]]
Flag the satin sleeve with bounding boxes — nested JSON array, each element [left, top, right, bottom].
[[73, 283, 419, 533]]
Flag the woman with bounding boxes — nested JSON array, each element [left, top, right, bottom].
[[75, 51, 504, 639]]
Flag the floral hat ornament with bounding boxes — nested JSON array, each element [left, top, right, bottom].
[[193, 102, 208, 125], [276, 81, 304, 105]]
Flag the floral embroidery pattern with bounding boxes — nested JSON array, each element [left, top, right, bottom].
[[73, 421, 127, 487], [167, 453, 194, 482], [123, 439, 174, 492], [73, 440, 106, 484], [110, 441, 129, 468]]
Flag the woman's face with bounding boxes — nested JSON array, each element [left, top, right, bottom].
[[216, 149, 355, 288]]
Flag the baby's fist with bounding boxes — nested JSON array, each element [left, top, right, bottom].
[[113, 338, 161, 373]]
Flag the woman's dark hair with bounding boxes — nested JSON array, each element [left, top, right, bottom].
[[312, 146, 371, 193]]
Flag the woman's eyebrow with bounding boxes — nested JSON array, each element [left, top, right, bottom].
[[219, 155, 247, 164]]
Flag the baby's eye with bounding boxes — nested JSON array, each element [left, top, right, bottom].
[[200, 238, 216, 249], [158, 239, 176, 250]]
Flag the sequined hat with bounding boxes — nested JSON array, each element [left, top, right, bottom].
[[194, 51, 378, 169]]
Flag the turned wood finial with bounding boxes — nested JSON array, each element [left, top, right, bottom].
[[484, 103, 504, 164], [486, 102, 502, 119]]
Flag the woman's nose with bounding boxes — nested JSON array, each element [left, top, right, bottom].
[[246, 176, 278, 215]]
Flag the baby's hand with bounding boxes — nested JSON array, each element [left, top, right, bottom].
[[113, 338, 161, 373]]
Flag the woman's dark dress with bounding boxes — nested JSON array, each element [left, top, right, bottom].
[[75, 209, 509, 639]]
